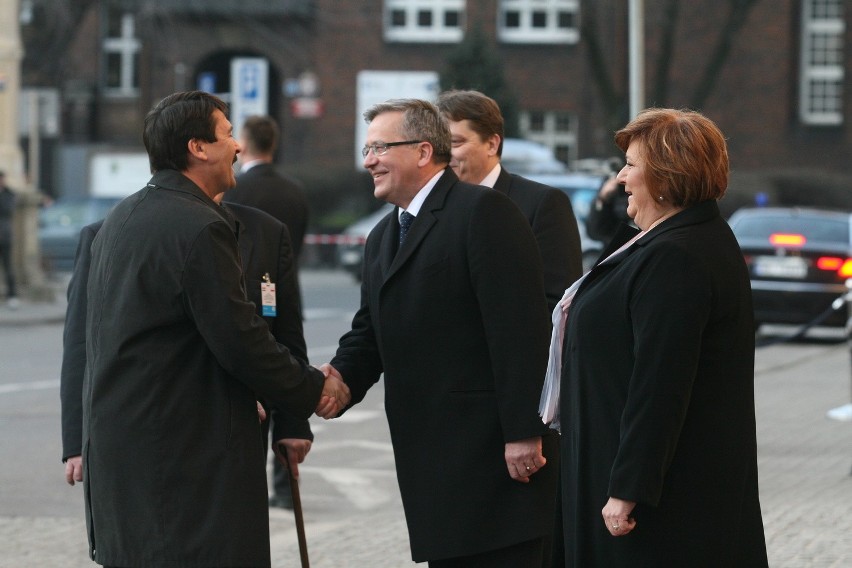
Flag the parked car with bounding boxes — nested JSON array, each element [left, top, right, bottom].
[[501, 138, 568, 174], [336, 203, 394, 280], [38, 196, 121, 272], [727, 207, 852, 330]]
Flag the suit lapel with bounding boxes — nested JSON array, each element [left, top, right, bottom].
[[492, 167, 512, 196], [381, 168, 454, 283]]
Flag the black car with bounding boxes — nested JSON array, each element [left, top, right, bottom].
[[728, 207, 852, 329], [38, 196, 121, 272]]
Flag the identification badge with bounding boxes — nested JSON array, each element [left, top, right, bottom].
[[261, 273, 277, 317]]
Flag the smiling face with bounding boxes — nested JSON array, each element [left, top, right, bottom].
[[206, 109, 241, 193], [446, 119, 500, 184], [616, 140, 673, 230], [362, 111, 425, 208]]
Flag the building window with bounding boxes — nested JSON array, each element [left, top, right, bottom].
[[498, 0, 579, 44], [520, 110, 578, 166], [384, 0, 464, 43], [102, 11, 140, 96], [800, 0, 844, 125]]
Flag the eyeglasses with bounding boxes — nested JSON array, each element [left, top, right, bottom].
[[361, 140, 422, 158]]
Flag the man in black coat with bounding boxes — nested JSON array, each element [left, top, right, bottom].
[[222, 114, 312, 507], [82, 91, 348, 568], [61, 204, 314, 486], [436, 90, 582, 311], [320, 99, 557, 567], [436, 88, 582, 567]]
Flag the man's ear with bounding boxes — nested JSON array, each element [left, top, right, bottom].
[[187, 138, 207, 161], [417, 141, 434, 167], [487, 134, 501, 157]]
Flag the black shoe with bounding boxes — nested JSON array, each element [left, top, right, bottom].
[[268, 493, 294, 510]]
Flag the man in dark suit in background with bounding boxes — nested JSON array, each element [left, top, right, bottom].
[[222, 114, 311, 508], [320, 99, 558, 567], [436, 90, 582, 567], [435, 90, 583, 311], [224, 115, 309, 260]]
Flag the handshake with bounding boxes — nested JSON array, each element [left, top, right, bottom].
[[314, 363, 350, 419]]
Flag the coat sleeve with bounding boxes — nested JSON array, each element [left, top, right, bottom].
[[468, 190, 552, 442], [607, 241, 713, 505], [530, 189, 583, 311], [59, 223, 99, 461], [330, 222, 387, 408], [182, 220, 324, 420]]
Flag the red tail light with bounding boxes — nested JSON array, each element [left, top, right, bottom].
[[817, 256, 852, 277], [770, 233, 806, 247]]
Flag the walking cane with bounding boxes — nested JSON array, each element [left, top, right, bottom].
[[278, 444, 310, 567]]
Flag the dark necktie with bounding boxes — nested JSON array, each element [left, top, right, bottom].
[[399, 210, 415, 245]]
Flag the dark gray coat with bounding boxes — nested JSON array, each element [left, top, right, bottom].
[[332, 168, 558, 562], [83, 170, 324, 567], [560, 200, 768, 566]]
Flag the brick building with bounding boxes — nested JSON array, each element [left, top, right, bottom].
[[19, 0, 851, 204]]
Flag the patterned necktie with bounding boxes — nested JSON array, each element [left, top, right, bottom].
[[399, 210, 415, 245]]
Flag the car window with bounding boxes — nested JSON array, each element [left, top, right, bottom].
[[733, 215, 849, 242], [40, 202, 92, 228]]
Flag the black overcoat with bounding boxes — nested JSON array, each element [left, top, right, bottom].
[[493, 168, 583, 311], [331, 168, 558, 562], [560, 200, 768, 566], [83, 170, 324, 567], [224, 163, 310, 260]]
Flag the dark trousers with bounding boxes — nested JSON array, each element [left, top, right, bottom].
[[428, 537, 545, 568], [0, 241, 16, 298]]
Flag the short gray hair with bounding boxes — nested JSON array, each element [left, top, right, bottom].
[[363, 99, 451, 164]]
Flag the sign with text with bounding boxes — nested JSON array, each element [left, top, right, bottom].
[[230, 57, 269, 136]]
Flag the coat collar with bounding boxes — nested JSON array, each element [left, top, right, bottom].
[[595, 199, 721, 266], [492, 166, 513, 196], [147, 169, 238, 234]]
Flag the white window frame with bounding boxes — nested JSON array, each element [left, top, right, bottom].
[[384, 0, 465, 43], [498, 0, 580, 44], [799, 0, 844, 125], [102, 12, 140, 97], [520, 110, 578, 167]]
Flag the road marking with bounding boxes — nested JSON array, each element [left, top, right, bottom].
[[0, 379, 59, 394], [301, 466, 398, 509]]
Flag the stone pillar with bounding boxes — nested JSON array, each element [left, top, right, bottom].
[[0, 0, 51, 301]]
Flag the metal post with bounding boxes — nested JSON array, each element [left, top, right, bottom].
[[628, 0, 645, 118]]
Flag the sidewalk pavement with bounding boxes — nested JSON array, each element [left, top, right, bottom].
[[0, 275, 68, 328]]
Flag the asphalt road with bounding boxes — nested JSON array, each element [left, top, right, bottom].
[[0, 270, 850, 567]]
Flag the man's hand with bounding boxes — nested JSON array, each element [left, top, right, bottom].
[[273, 438, 312, 478], [602, 497, 637, 536], [504, 436, 546, 483], [314, 363, 350, 419], [65, 455, 83, 486]]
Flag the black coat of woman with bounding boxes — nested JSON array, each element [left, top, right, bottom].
[[555, 108, 768, 567], [559, 200, 768, 566]]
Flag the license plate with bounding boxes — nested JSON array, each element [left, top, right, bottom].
[[754, 256, 808, 279]]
